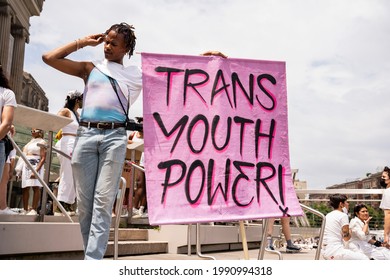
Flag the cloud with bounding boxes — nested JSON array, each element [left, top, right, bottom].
[[23, 0, 390, 189]]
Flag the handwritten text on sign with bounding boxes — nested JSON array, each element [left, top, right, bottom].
[[141, 53, 302, 225]]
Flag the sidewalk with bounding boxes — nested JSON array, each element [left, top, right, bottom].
[[110, 247, 322, 261]]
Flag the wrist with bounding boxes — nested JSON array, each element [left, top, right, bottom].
[[75, 38, 85, 51]]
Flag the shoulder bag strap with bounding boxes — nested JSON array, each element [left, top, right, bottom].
[[107, 76, 130, 123], [71, 110, 80, 124]]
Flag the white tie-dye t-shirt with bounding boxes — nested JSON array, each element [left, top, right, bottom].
[[80, 67, 141, 122]]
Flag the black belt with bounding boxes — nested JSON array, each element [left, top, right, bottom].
[[79, 121, 126, 129]]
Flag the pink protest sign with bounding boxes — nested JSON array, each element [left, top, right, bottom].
[[141, 53, 302, 225]]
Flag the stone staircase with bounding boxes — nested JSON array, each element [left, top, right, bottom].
[[0, 215, 169, 259], [105, 227, 168, 257]]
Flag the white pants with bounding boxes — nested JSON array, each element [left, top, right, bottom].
[[56, 136, 76, 204], [323, 244, 369, 260]]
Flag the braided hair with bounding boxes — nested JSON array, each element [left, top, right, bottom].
[[105, 23, 137, 58]]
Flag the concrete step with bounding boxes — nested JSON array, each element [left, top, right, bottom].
[[105, 240, 168, 257], [109, 228, 148, 241], [106, 227, 168, 257]]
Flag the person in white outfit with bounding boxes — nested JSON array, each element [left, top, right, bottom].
[[380, 166, 390, 248], [55, 90, 82, 214], [16, 129, 47, 215], [349, 203, 390, 259], [322, 194, 369, 260]]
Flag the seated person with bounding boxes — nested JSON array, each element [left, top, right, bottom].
[[322, 194, 368, 260], [349, 203, 390, 259]]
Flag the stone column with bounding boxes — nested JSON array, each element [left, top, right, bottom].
[[0, 4, 12, 74], [10, 25, 28, 103]]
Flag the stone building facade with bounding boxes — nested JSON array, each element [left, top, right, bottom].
[[0, 0, 47, 110], [21, 71, 48, 110]]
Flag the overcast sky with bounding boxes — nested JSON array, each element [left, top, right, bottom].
[[23, 0, 390, 189]]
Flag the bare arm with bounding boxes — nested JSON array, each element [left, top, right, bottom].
[[35, 145, 46, 173], [0, 106, 14, 139], [8, 157, 15, 178], [57, 108, 71, 118], [42, 33, 105, 82], [342, 225, 351, 241], [127, 132, 136, 144], [384, 209, 390, 244]]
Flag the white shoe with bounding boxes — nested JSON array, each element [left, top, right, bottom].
[[132, 207, 139, 216], [0, 207, 18, 215], [132, 209, 142, 219], [26, 209, 37, 216], [121, 208, 128, 217], [134, 209, 148, 219], [141, 211, 148, 218]]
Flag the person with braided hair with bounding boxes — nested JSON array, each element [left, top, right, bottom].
[[43, 22, 227, 259], [43, 23, 142, 259]]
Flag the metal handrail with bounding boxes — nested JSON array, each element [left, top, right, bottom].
[[196, 223, 216, 260], [114, 177, 127, 260], [186, 224, 216, 260], [38, 142, 73, 220], [299, 203, 325, 260], [295, 189, 384, 195], [12, 137, 72, 222]]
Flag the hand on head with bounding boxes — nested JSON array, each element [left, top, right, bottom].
[[83, 33, 105, 47]]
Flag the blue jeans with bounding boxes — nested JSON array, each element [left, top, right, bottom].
[[71, 126, 127, 260]]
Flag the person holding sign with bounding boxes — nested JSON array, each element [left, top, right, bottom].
[[43, 23, 142, 260]]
